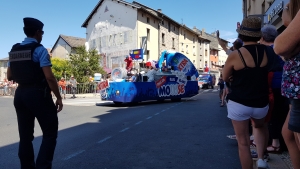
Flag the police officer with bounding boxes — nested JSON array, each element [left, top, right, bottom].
[[7, 17, 63, 169]]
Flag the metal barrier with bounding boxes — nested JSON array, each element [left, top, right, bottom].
[[0, 86, 17, 96], [65, 83, 97, 95]]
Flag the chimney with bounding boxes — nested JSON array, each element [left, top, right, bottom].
[[193, 26, 197, 32], [157, 9, 162, 13], [202, 28, 205, 33]]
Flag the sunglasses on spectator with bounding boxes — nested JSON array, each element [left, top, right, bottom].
[[39, 30, 44, 35]]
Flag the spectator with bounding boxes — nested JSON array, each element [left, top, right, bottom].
[[217, 30, 243, 55], [218, 74, 225, 105], [260, 24, 289, 154], [223, 17, 269, 169], [274, 1, 300, 168], [58, 77, 66, 99], [3, 78, 8, 95], [69, 76, 78, 99]]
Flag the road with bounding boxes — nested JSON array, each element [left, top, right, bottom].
[[0, 89, 260, 169]]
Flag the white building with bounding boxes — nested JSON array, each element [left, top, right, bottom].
[[0, 57, 8, 81]]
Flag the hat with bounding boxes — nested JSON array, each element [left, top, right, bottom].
[[23, 17, 44, 30], [61, 77, 65, 80], [71, 75, 74, 78], [236, 17, 262, 37]]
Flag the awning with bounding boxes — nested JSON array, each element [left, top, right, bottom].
[[103, 67, 112, 74]]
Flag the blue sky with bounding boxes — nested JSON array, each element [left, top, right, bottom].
[[0, 0, 242, 59]]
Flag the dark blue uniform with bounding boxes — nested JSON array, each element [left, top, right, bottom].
[[8, 18, 58, 169]]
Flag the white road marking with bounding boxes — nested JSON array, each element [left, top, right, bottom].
[[154, 113, 160, 116], [97, 136, 112, 144], [119, 127, 130, 132], [135, 121, 143, 125], [146, 116, 152, 119], [212, 90, 218, 92], [63, 150, 85, 160]]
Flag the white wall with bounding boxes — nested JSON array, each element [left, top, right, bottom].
[[0, 60, 8, 81], [51, 38, 71, 59], [85, 0, 137, 69]]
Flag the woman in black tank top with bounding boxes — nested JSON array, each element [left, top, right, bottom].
[[222, 17, 270, 169]]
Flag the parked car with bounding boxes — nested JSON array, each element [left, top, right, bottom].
[[198, 73, 216, 89]]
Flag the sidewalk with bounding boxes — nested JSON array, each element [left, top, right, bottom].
[[252, 149, 292, 169]]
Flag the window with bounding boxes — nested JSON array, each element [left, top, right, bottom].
[[168, 22, 171, 32], [162, 33, 165, 44], [205, 49, 207, 56], [172, 38, 175, 48], [147, 28, 150, 41], [147, 17, 150, 23], [186, 45, 188, 53], [193, 38, 195, 44], [181, 43, 184, 52], [173, 26, 175, 31], [147, 50, 150, 60], [193, 46, 196, 55], [262, 1, 265, 14], [161, 20, 164, 25]]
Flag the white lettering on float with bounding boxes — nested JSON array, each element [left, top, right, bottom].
[[157, 84, 185, 97]]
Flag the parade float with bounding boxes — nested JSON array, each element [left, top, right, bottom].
[[98, 50, 199, 105]]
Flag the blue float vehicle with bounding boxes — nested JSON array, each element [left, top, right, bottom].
[[100, 50, 199, 105]]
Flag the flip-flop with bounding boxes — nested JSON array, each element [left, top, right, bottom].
[[267, 145, 281, 154], [227, 135, 236, 139]]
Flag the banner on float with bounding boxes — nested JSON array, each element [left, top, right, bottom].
[[129, 49, 143, 60]]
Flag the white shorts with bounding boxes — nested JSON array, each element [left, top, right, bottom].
[[227, 100, 269, 121]]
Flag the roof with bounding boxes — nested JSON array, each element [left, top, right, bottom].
[[132, 1, 181, 27], [82, 0, 140, 28], [189, 28, 229, 50], [51, 34, 86, 53], [0, 57, 8, 61]]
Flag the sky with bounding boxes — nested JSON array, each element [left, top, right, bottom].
[[0, 0, 243, 59]]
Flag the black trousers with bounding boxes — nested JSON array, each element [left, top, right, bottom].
[[14, 87, 58, 169], [269, 88, 289, 139]]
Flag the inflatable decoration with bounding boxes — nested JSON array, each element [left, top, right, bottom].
[[111, 67, 127, 81], [158, 50, 199, 78]]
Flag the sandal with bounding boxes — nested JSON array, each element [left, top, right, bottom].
[[250, 142, 256, 148], [227, 135, 237, 139], [267, 145, 281, 154]]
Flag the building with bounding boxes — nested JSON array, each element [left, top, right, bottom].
[[242, 0, 289, 32], [0, 57, 8, 81], [51, 34, 86, 59], [81, 0, 211, 70]]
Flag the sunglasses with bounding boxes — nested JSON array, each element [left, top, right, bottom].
[[39, 30, 44, 35]]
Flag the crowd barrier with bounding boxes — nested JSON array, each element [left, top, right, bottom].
[[63, 83, 98, 94]]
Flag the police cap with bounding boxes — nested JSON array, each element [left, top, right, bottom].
[[23, 17, 44, 30]]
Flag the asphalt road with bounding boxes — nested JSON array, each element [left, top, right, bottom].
[[0, 90, 242, 169]]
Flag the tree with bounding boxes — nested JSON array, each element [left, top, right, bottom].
[[69, 46, 106, 83], [51, 57, 71, 81]]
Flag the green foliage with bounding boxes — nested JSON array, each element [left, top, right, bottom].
[[68, 46, 106, 83], [51, 57, 71, 81]]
